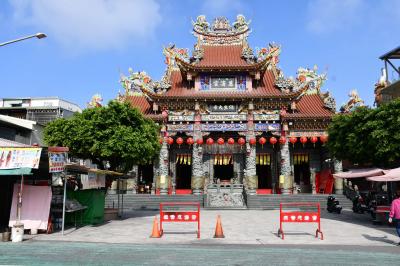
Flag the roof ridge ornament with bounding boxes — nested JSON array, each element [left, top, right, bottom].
[[340, 90, 365, 113], [192, 14, 251, 46], [276, 65, 327, 96]]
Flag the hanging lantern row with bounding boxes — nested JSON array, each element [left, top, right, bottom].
[[161, 135, 328, 147]]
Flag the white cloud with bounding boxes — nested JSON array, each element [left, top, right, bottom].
[[306, 0, 364, 34], [8, 0, 162, 51]]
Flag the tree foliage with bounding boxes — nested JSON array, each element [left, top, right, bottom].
[[44, 101, 161, 172], [327, 99, 400, 168]]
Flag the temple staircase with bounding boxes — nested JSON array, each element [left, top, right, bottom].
[[105, 194, 204, 211], [246, 194, 353, 210]]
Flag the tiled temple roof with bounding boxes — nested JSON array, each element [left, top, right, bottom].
[[159, 70, 283, 99], [195, 45, 251, 68], [282, 94, 333, 119]]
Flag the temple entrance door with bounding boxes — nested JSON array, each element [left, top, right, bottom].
[[138, 164, 153, 194], [256, 153, 272, 194], [213, 155, 233, 183], [175, 154, 192, 192], [293, 153, 311, 193]]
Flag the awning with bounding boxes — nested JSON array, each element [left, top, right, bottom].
[[333, 168, 385, 179], [0, 168, 32, 175], [367, 167, 400, 182]]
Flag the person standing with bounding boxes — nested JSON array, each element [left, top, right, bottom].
[[389, 192, 400, 245]]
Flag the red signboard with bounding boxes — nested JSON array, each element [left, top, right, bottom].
[[278, 202, 323, 240], [159, 202, 200, 238]]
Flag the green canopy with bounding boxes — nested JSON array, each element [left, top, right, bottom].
[[0, 168, 32, 175]]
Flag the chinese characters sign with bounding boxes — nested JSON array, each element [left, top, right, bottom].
[[0, 147, 42, 169], [209, 104, 237, 113], [167, 124, 194, 132], [201, 114, 246, 121], [254, 123, 281, 132], [49, 151, 68, 173], [202, 123, 247, 131]]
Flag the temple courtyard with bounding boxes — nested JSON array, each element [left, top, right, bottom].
[[27, 209, 399, 246], [2, 209, 400, 265]]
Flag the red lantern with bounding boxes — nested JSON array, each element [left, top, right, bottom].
[[279, 136, 286, 145], [167, 137, 174, 145], [310, 136, 318, 147], [159, 138, 164, 144], [238, 137, 246, 146], [249, 138, 256, 145], [300, 136, 308, 147], [217, 138, 225, 145], [196, 138, 204, 145], [259, 137, 266, 148], [269, 137, 277, 147], [227, 138, 235, 145], [289, 136, 297, 147], [320, 135, 328, 143], [206, 138, 214, 145], [186, 137, 194, 146], [176, 137, 184, 148]]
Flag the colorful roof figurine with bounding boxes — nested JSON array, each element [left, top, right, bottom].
[[340, 90, 365, 113]]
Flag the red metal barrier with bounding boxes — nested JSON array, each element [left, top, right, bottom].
[[278, 202, 323, 240], [159, 202, 200, 238]]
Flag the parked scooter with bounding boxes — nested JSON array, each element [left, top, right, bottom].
[[327, 195, 342, 214], [352, 194, 368, 214]]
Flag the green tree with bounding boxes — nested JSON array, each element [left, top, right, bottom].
[[44, 100, 161, 172], [327, 99, 400, 168]]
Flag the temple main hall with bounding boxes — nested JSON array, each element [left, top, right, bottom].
[[117, 15, 343, 207]]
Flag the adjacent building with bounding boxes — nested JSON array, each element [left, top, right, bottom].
[[375, 46, 400, 106], [0, 97, 82, 125], [117, 15, 342, 202]]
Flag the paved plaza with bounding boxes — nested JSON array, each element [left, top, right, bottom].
[[2, 209, 400, 265], [30, 209, 399, 246]]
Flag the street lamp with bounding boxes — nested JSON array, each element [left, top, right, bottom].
[[0, 32, 47, 47]]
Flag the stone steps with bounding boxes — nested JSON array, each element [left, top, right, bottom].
[[105, 194, 204, 210], [105, 193, 353, 211], [247, 194, 353, 210]]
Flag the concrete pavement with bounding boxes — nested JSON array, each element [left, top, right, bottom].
[[31, 209, 400, 246]]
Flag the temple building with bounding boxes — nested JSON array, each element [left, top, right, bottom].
[[117, 15, 342, 205]]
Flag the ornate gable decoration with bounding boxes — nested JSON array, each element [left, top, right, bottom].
[[340, 90, 365, 113], [120, 68, 171, 98], [192, 15, 251, 46], [275, 65, 327, 95]]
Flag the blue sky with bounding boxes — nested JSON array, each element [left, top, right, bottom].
[[0, 0, 399, 108]]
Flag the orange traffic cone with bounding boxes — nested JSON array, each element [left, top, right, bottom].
[[214, 215, 225, 238], [150, 216, 161, 238]]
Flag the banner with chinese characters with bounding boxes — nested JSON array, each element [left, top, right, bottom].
[[168, 115, 195, 122], [167, 124, 194, 132], [253, 111, 280, 121], [254, 123, 281, 132], [201, 123, 247, 131], [0, 147, 42, 169], [289, 131, 327, 137], [201, 114, 246, 121], [80, 172, 106, 190]]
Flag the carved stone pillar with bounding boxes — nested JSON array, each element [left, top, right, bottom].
[[158, 141, 170, 195], [334, 159, 344, 195], [280, 138, 292, 194], [310, 168, 317, 194], [191, 128, 204, 195], [244, 127, 257, 195]]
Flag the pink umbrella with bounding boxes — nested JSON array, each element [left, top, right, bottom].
[[367, 167, 400, 182], [333, 168, 385, 179]]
